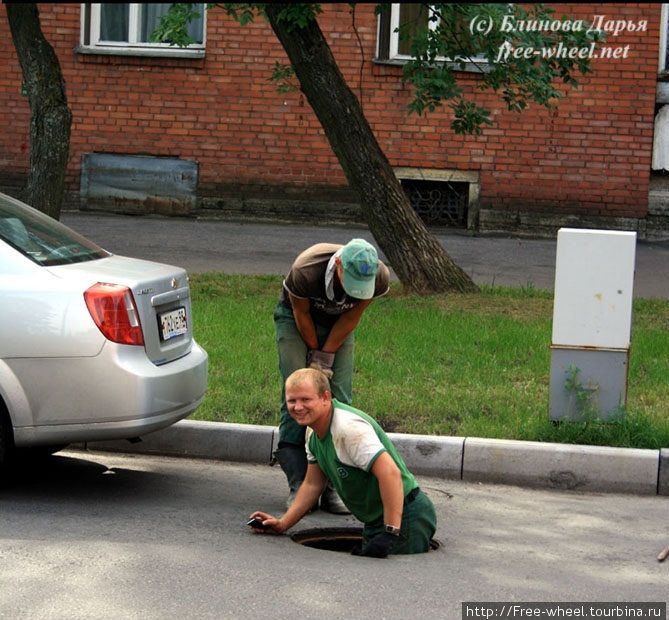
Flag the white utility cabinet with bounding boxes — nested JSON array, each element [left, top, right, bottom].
[[549, 228, 636, 421]]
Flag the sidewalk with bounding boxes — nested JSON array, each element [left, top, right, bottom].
[[62, 212, 669, 496]]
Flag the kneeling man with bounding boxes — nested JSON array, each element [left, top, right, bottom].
[[249, 368, 437, 557]]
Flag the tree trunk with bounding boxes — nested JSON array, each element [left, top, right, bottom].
[[264, 4, 478, 294], [6, 3, 72, 220]]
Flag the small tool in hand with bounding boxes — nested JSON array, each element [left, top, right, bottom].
[[247, 516, 269, 530]]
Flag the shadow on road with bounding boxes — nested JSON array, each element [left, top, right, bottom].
[[0, 452, 167, 500]]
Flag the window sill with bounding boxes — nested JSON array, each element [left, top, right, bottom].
[[76, 45, 205, 60], [372, 57, 492, 74]]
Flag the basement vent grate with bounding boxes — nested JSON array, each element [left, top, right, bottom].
[[400, 179, 469, 227]]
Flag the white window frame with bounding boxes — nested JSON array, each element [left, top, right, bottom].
[[659, 3, 668, 73], [388, 3, 439, 60], [79, 3, 206, 58], [380, 3, 487, 69]]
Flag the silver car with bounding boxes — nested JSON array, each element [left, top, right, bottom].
[[0, 192, 208, 463]]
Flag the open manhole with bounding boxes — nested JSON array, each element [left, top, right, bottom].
[[292, 527, 363, 553], [291, 527, 440, 553]]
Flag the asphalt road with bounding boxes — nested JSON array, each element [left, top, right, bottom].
[[25, 212, 665, 619], [1, 450, 667, 620], [61, 212, 669, 298]]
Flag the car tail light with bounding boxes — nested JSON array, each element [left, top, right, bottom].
[[84, 283, 144, 345]]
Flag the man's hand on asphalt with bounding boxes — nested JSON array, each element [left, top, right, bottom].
[[247, 511, 285, 535]]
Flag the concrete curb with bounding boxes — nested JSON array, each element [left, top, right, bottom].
[[462, 437, 659, 495], [660, 448, 669, 495], [72, 420, 667, 496]]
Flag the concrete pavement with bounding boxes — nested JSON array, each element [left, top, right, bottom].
[[60, 211, 669, 496]]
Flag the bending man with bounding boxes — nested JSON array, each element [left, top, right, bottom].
[[273, 239, 390, 513]]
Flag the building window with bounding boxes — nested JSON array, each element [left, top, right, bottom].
[[79, 3, 206, 58], [376, 3, 487, 69]]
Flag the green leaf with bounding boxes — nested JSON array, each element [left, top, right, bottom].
[[398, 3, 601, 133], [269, 61, 297, 93], [150, 3, 202, 47]]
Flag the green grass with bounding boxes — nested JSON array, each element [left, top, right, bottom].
[[189, 273, 669, 450]]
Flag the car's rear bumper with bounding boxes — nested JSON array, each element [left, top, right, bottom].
[[13, 393, 207, 446], [10, 341, 208, 446]]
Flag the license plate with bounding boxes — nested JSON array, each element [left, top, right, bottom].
[[159, 307, 187, 341]]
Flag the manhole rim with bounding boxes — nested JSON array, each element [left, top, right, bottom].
[[291, 526, 363, 545], [291, 526, 441, 552]]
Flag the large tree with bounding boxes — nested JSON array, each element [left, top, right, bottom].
[[6, 3, 72, 220], [156, 3, 599, 294], [263, 3, 478, 294]]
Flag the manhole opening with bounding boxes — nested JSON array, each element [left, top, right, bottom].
[[292, 527, 363, 553], [291, 527, 440, 553]]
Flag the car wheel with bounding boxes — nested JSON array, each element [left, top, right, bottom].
[[0, 404, 15, 466]]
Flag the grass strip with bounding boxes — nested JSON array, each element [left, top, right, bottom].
[[189, 273, 669, 450]]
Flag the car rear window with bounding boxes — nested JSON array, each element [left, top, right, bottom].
[[0, 194, 110, 266]]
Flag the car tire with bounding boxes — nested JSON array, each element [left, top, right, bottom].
[[0, 403, 15, 467]]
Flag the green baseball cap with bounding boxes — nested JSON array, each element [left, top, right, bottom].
[[340, 239, 379, 299]]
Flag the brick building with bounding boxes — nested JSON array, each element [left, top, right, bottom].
[[1, 3, 668, 237]]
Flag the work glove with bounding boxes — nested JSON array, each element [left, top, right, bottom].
[[307, 349, 335, 379], [351, 532, 396, 558]]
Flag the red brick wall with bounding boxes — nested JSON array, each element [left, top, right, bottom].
[[0, 3, 660, 220]]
